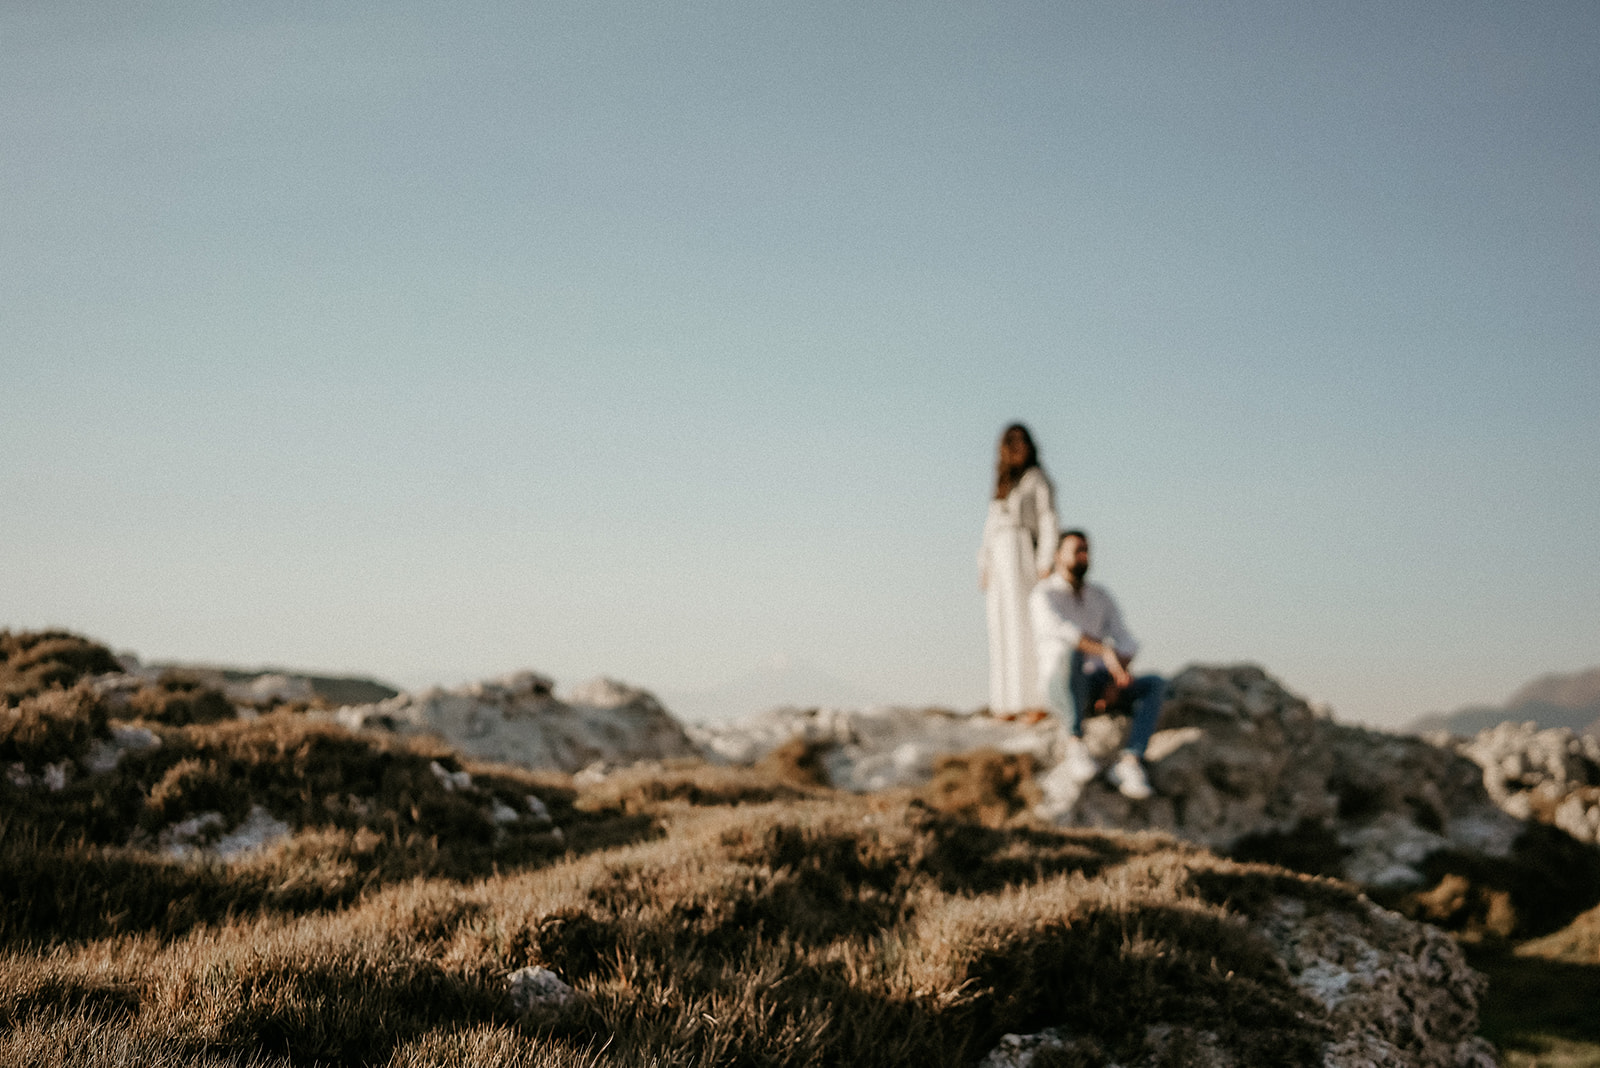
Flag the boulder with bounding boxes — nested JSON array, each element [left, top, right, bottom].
[[690, 704, 1058, 792], [978, 891, 1496, 1068], [506, 965, 579, 1015], [697, 665, 1547, 900], [1029, 666, 1524, 893], [334, 672, 700, 773], [1451, 720, 1600, 845]]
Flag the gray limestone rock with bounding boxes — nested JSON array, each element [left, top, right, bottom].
[[334, 672, 699, 773], [1453, 721, 1600, 845], [1032, 665, 1522, 893], [979, 892, 1495, 1068], [688, 704, 1059, 792], [506, 965, 578, 1015], [696, 663, 1548, 896]]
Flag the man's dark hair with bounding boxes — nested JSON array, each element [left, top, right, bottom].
[[1059, 529, 1089, 550]]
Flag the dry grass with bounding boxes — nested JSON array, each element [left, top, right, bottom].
[[0, 649, 1346, 1066], [2, 685, 112, 768], [0, 794, 1345, 1067], [125, 671, 237, 726], [0, 630, 1485, 1064], [1, 684, 631, 945], [919, 749, 1040, 827], [0, 630, 121, 708]]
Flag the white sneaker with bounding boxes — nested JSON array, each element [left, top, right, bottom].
[[1058, 735, 1099, 785], [1107, 752, 1152, 800]]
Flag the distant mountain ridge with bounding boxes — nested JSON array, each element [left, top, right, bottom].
[[1411, 666, 1600, 737]]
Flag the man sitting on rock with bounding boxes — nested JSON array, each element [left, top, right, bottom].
[[1030, 529, 1166, 800]]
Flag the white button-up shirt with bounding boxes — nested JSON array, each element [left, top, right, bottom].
[[1029, 573, 1140, 686]]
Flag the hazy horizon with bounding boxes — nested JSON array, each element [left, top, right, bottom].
[[6, 2, 1597, 728]]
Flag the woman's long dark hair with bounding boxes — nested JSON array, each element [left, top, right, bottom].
[[994, 423, 1039, 499]]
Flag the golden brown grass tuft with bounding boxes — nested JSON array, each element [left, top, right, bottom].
[[1470, 899, 1600, 1065], [917, 748, 1040, 827], [1519, 901, 1600, 965], [126, 671, 236, 726], [574, 759, 826, 817], [0, 630, 122, 707], [2, 685, 112, 768]]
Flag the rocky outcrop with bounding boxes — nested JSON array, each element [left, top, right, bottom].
[[1260, 896, 1496, 1067], [1045, 666, 1523, 891], [699, 666, 1529, 895], [334, 672, 700, 773], [1451, 720, 1600, 845], [690, 704, 1058, 791], [979, 891, 1496, 1068]]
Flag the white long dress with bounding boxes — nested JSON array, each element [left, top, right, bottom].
[[979, 466, 1059, 714]]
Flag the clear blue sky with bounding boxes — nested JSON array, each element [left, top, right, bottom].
[[5, 2, 1596, 726]]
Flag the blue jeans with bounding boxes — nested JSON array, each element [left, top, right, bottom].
[[1046, 649, 1166, 758]]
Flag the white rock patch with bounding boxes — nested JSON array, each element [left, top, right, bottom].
[[507, 966, 578, 1014], [336, 673, 698, 773], [84, 723, 162, 774], [159, 805, 291, 860]]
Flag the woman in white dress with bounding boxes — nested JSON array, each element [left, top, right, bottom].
[[979, 423, 1059, 718]]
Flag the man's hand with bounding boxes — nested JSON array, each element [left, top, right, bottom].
[[1077, 636, 1133, 688], [1094, 679, 1125, 712], [1097, 640, 1132, 688]]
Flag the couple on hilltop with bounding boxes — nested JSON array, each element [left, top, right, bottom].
[[979, 423, 1164, 801]]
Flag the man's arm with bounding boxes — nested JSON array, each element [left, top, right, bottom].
[[1068, 588, 1133, 687], [1102, 591, 1139, 684], [1076, 634, 1131, 687]]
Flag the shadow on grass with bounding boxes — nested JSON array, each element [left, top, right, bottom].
[[959, 901, 1328, 1066], [0, 809, 661, 947], [1467, 948, 1600, 1067]]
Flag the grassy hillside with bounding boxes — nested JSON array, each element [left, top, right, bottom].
[[0, 629, 1580, 1065], [2, 793, 1358, 1067], [0, 632, 1358, 1065]]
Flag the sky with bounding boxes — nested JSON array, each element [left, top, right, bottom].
[[4, 1, 1597, 727]]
